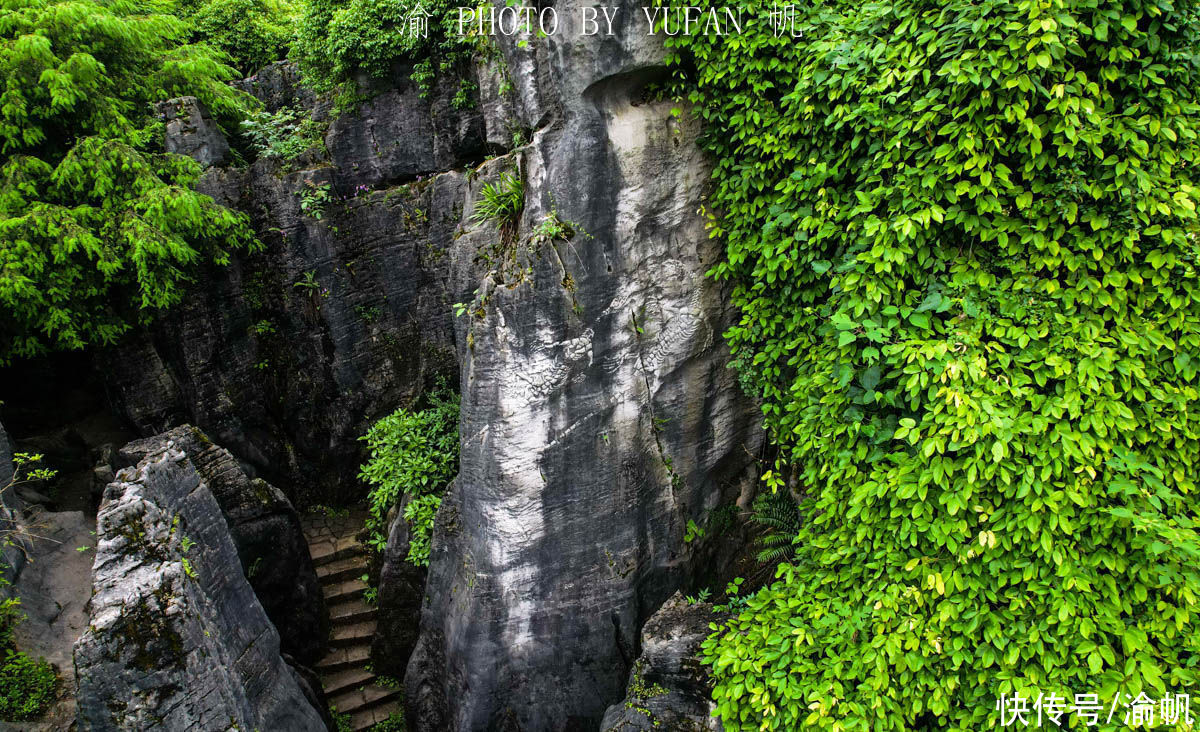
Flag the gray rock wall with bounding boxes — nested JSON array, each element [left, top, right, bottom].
[[99, 71, 480, 507], [84, 5, 763, 728], [404, 3, 763, 727], [74, 446, 327, 731]]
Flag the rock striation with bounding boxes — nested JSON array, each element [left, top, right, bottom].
[[99, 71, 478, 507], [117, 425, 328, 663], [85, 3, 763, 727], [404, 2, 764, 727], [74, 444, 328, 731], [600, 592, 722, 731]]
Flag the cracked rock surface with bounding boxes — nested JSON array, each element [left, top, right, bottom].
[[74, 445, 326, 731]]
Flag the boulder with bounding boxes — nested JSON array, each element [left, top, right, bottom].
[[600, 592, 722, 731], [74, 446, 327, 731], [118, 425, 327, 663], [157, 96, 230, 167]]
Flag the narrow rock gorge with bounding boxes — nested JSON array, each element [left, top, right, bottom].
[[0, 1, 761, 729]]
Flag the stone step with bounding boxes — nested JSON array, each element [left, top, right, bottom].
[[320, 667, 376, 697], [330, 620, 376, 648], [330, 599, 377, 626], [349, 699, 403, 732], [324, 578, 368, 604], [314, 643, 370, 674], [330, 683, 399, 717], [310, 536, 366, 568], [316, 556, 369, 585]]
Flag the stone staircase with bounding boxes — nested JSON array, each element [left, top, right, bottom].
[[303, 510, 402, 730]]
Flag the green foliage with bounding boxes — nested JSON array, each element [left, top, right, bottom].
[[0, 591, 54, 722], [293, 0, 478, 100], [240, 106, 326, 162], [0, 599, 21, 654], [747, 491, 800, 564], [666, 0, 1200, 728], [296, 181, 332, 220], [177, 0, 294, 75], [684, 587, 711, 605], [529, 210, 577, 246], [402, 493, 441, 567], [358, 382, 459, 562], [470, 170, 524, 229], [0, 0, 258, 364], [0, 650, 55, 721]]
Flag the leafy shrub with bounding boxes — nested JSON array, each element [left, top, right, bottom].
[[179, 0, 295, 75], [240, 106, 327, 161], [0, 599, 21, 653], [293, 0, 478, 99], [0, 0, 258, 364], [666, 0, 1200, 728], [359, 382, 459, 561], [0, 650, 56, 721]]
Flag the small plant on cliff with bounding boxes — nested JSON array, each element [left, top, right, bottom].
[[358, 380, 459, 565], [296, 181, 333, 220], [470, 170, 524, 232], [241, 106, 327, 162]]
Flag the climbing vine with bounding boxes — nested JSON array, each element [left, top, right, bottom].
[[664, 0, 1200, 728]]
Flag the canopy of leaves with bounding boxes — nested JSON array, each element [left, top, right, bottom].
[[0, 0, 259, 364], [665, 0, 1200, 728], [176, 0, 295, 75], [358, 382, 459, 564], [292, 0, 479, 97]]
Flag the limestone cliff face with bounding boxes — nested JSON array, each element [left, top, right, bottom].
[[404, 3, 763, 728], [98, 67, 482, 506], [74, 443, 327, 731], [90, 3, 762, 728]]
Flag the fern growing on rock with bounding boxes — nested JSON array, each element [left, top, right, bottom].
[[747, 491, 800, 565]]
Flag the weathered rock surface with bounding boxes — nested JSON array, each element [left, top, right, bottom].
[[404, 2, 764, 727], [600, 592, 721, 731], [370, 492, 427, 679], [117, 425, 328, 663], [157, 96, 230, 167], [0, 420, 25, 587], [7, 509, 96, 732], [99, 70, 478, 507], [74, 445, 327, 731], [80, 4, 762, 727]]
